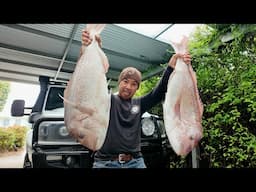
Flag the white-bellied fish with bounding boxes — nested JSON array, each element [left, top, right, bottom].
[[62, 24, 111, 151], [163, 36, 203, 156]]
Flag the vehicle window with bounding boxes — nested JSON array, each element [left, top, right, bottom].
[[45, 87, 65, 111]]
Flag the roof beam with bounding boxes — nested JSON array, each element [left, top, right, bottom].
[[0, 43, 77, 65], [153, 24, 174, 39], [2, 24, 70, 42], [54, 24, 79, 81], [0, 71, 39, 84], [0, 61, 71, 81], [142, 65, 165, 80]]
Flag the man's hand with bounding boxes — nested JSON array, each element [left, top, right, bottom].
[[182, 53, 191, 65], [168, 53, 191, 69], [81, 30, 102, 48]]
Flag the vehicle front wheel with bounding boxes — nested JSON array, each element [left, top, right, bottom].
[[23, 153, 32, 168]]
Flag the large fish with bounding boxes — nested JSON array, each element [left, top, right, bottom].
[[163, 36, 203, 156], [62, 24, 111, 151]]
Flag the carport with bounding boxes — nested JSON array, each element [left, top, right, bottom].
[[0, 24, 201, 168], [0, 24, 174, 89]]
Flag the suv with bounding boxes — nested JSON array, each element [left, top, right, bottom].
[[11, 76, 172, 168]]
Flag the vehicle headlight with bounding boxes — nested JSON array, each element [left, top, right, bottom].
[[141, 117, 155, 136], [38, 121, 77, 145], [59, 125, 69, 136]]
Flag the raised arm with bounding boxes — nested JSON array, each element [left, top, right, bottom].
[[79, 29, 102, 59], [140, 53, 191, 113]]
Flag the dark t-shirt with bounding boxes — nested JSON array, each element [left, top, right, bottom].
[[95, 66, 173, 158]]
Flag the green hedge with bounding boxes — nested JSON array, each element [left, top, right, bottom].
[[0, 125, 28, 152], [136, 24, 256, 168], [189, 24, 256, 167]]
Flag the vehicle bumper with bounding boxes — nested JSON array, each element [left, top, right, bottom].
[[141, 139, 172, 168], [31, 149, 93, 168]]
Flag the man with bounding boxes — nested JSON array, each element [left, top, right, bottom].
[[81, 29, 191, 168]]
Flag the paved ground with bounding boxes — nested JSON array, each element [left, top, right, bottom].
[[0, 148, 25, 168]]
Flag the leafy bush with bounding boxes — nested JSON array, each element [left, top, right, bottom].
[[0, 125, 28, 152], [137, 24, 256, 168], [8, 125, 28, 148], [189, 24, 256, 167], [0, 128, 16, 152], [0, 81, 10, 112]]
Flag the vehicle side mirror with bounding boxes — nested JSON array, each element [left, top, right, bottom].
[[11, 99, 25, 116]]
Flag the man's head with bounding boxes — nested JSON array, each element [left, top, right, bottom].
[[118, 67, 142, 100]]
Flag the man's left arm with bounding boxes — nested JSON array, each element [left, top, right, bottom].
[[140, 66, 173, 113], [140, 53, 191, 113]]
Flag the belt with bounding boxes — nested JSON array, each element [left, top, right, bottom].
[[113, 154, 133, 164], [95, 152, 142, 164]]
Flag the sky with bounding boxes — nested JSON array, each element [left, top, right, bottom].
[[0, 24, 202, 117], [115, 24, 202, 43]]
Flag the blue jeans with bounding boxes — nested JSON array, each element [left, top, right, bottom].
[[93, 157, 147, 168]]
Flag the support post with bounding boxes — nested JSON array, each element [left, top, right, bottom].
[[192, 146, 200, 168]]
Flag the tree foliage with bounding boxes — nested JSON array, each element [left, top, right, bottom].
[[189, 24, 256, 167], [137, 24, 256, 167], [0, 81, 10, 112]]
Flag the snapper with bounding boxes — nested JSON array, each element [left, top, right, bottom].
[[163, 36, 204, 156], [62, 24, 111, 151]]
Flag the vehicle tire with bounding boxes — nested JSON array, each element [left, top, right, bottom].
[[23, 153, 32, 168]]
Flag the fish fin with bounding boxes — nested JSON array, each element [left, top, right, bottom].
[[75, 113, 89, 121], [59, 94, 76, 108], [107, 79, 112, 94], [170, 35, 189, 54], [59, 94, 96, 116], [77, 105, 96, 116], [86, 24, 106, 38], [187, 66, 204, 117], [98, 48, 109, 73], [94, 24, 106, 35], [78, 129, 100, 151]]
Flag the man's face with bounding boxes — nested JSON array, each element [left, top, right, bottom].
[[118, 78, 139, 100]]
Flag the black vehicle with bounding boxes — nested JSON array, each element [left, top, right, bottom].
[[11, 76, 172, 168]]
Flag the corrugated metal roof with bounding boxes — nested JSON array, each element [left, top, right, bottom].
[[0, 24, 173, 87]]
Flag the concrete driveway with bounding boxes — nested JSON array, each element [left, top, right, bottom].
[[0, 148, 25, 168]]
